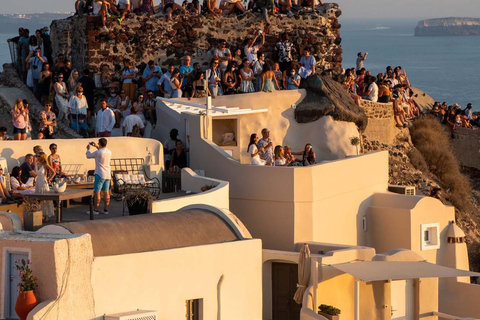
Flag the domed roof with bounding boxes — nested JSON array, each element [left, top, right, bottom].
[[51, 209, 241, 257]]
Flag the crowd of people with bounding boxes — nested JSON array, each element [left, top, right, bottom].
[[340, 53, 422, 129], [430, 102, 479, 138], [247, 128, 316, 166], [6, 27, 322, 140], [74, 0, 324, 30]]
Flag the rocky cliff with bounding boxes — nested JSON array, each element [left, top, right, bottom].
[[415, 17, 480, 36], [50, 4, 343, 75]]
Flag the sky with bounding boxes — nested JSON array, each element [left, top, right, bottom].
[[1, 0, 480, 19]]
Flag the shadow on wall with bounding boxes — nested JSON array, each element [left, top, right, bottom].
[[1, 148, 21, 173]]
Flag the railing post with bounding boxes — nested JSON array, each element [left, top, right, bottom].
[[354, 280, 360, 320]]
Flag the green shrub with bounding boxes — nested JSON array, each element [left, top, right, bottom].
[[409, 118, 473, 212], [319, 304, 341, 315], [407, 147, 429, 174]]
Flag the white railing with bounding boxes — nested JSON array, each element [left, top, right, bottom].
[[156, 96, 229, 113]]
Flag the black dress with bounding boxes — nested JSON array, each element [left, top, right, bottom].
[[171, 149, 187, 169], [40, 73, 52, 97]]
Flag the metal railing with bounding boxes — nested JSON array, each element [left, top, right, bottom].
[[420, 311, 480, 320]]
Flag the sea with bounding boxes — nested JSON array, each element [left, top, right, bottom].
[[1, 16, 480, 110]]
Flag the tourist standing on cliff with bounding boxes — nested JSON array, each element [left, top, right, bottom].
[[356, 52, 368, 71], [257, 128, 274, 166], [122, 59, 138, 101], [274, 33, 294, 72], [18, 29, 30, 80], [244, 30, 265, 65], [142, 60, 162, 96], [179, 56, 194, 97], [26, 47, 47, 98], [157, 64, 174, 98], [213, 40, 231, 73], [96, 100, 115, 137]]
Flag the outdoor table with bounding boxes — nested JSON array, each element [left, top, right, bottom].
[[67, 182, 94, 190], [23, 189, 94, 223]]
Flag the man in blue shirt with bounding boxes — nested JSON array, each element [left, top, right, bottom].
[[142, 60, 163, 95], [157, 64, 175, 98], [26, 47, 47, 96], [179, 56, 194, 97]]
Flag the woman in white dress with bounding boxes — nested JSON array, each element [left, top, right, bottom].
[[247, 133, 265, 166], [35, 153, 55, 222], [54, 73, 69, 121]]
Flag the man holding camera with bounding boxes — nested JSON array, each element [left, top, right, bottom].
[[26, 47, 47, 97], [86, 138, 112, 215]]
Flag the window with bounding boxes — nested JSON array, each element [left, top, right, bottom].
[[421, 223, 440, 250], [186, 299, 202, 320], [362, 216, 367, 232]]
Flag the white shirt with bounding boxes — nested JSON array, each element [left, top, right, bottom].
[[366, 82, 378, 102], [68, 95, 88, 115], [96, 107, 115, 133], [248, 144, 265, 166], [244, 44, 259, 64], [163, 138, 177, 162], [118, 0, 131, 9], [86, 147, 112, 179], [122, 114, 145, 134]]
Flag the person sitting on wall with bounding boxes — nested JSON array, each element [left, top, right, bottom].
[[301, 143, 316, 166], [377, 80, 391, 103], [247, 133, 265, 165], [362, 76, 378, 102], [162, 0, 184, 20], [170, 139, 189, 170], [0, 127, 12, 141], [464, 103, 479, 127], [219, 0, 246, 16], [201, 0, 222, 16], [92, 0, 110, 33], [109, 0, 131, 23], [122, 106, 145, 136], [257, 128, 274, 166], [75, 0, 94, 15]]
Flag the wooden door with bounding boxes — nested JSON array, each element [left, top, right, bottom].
[[272, 262, 302, 320], [7, 252, 29, 319]]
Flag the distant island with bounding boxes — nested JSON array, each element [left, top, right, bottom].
[[415, 17, 480, 36]]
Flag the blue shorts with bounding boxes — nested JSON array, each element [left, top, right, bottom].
[[93, 174, 111, 192]]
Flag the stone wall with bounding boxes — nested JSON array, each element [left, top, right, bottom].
[[50, 4, 343, 74], [358, 99, 407, 145]]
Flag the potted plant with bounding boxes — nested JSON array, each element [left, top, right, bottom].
[[318, 304, 341, 320], [350, 136, 361, 155], [23, 198, 43, 231], [14, 259, 39, 320], [126, 187, 154, 215]]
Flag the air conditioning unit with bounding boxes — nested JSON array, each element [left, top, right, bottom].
[[388, 185, 416, 196], [104, 310, 157, 320]]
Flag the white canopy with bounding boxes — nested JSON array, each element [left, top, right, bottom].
[[331, 261, 480, 282]]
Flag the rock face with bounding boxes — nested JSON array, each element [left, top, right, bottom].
[[50, 4, 344, 75], [295, 74, 368, 131], [415, 17, 480, 36]]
